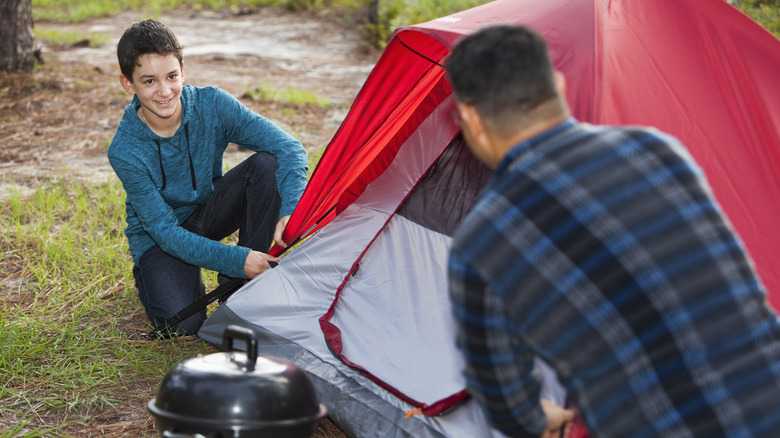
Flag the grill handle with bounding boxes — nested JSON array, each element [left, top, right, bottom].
[[222, 325, 259, 372]]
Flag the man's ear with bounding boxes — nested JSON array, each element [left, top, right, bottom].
[[458, 103, 488, 145], [554, 70, 567, 99], [119, 74, 135, 95]]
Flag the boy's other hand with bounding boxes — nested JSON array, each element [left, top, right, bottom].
[[274, 215, 291, 248], [243, 250, 279, 279]]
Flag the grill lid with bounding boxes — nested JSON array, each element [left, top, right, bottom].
[[148, 325, 326, 436]]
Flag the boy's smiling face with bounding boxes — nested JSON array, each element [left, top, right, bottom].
[[119, 53, 184, 128]]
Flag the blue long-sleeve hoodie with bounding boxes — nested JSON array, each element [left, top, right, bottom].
[[108, 85, 308, 279]]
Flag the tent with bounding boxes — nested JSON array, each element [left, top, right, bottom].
[[200, 0, 780, 436]]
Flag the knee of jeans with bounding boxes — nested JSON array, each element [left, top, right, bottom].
[[248, 152, 278, 179]]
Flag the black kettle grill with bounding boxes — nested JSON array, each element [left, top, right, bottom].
[[148, 325, 327, 438]]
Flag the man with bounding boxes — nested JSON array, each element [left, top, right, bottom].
[[109, 20, 308, 334], [446, 25, 780, 438]]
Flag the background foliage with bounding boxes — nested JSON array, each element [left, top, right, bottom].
[[31, 0, 779, 46]]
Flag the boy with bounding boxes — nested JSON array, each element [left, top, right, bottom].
[[109, 19, 308, 335]]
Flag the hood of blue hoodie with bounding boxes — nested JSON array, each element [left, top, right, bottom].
[[112, 86, 217, 210]]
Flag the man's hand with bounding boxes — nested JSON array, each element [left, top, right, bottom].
[[243, 250, 279, 279], [274, 215, 291, 248], [539, 399, 574, 438]]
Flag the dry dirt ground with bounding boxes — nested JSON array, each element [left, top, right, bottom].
[[0, 6, 378, 198], [0, 6, 379, 437]]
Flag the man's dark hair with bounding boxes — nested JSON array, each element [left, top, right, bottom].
[[445, 25, 559, 131], [117, 19, 183, 80]]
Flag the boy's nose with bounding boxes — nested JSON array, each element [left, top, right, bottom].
[[158, 82, 170, 96]]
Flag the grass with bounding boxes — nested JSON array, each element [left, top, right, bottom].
[[243, 83, 331, 108], [739, 3, 780, 38], [0, 178, 215, 437], [32, 0, 236, 22], [32, 28, 110, 48]]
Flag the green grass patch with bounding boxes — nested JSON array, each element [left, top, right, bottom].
[[33, 28, 111, 48], [243, 83, 331, 108], [0, 177, 215, 436], [33, 0, 185, 22]]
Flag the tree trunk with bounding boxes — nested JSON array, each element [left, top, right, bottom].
[[1, 0, 35, 73], [368, 0, 379, 25]]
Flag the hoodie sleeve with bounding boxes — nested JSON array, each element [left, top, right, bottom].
[[109, 152, 250, 279], [214, 88, 308, 218]]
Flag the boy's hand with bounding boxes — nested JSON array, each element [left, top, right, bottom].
[[243, 250, 279, 279], [274, 215, 291, 248]]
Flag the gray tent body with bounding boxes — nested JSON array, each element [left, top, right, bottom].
[[200, 106, 565, 436]]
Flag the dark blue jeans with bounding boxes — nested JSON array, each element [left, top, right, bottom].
[[132, 152, 281, 334]]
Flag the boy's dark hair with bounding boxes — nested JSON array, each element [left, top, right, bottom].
[[117, 19, 183, 80], [445, 25, 558, 131]]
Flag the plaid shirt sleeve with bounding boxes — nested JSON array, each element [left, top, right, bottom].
[[449, 239, 548, 437]]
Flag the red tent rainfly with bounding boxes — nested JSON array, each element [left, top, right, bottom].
[[200, 1, 780, 435], [273, 0, 780, 311]]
